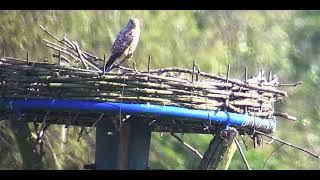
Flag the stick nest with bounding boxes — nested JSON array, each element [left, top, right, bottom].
[[0, 58, 288, 120], [0, 26, 297, 122]]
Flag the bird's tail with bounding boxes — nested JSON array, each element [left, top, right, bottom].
[[104, 53, 118, 72]]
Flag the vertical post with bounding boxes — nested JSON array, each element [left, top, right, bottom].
[[95, 117, 152, 170], [95, 120, 119, 170], [198, 127, 238, 170], [127, 118, 152, 170], [117, 121, 130, 169]]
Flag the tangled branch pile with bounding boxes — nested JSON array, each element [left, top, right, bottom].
[[0, 25, 297, 121]]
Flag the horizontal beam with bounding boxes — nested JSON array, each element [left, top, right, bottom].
[[0, 98, 276, 134], [0, 111, 219, 134]]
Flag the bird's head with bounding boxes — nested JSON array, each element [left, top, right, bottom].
[[128, 17, 140, 28]]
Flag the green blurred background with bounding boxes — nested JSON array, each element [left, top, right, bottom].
[[0, 10, 319, 170]]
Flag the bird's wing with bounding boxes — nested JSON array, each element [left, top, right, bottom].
[[110, 29, 123, 51], [105, 28, 135, 71], [110, 29, 134, 57]]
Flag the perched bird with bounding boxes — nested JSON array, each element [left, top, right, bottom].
[[104, 17, 141, 72]]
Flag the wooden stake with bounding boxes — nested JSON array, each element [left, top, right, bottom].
[[226, 64, 231, 84], [245, 67, 247, 84], [27, 51, 29, 63], [147, 55, 151, 81], [148, 55, 151, 73], [58, 50, 61, 65], [268, 70, 272, 82], [192, 61, 196, 82], [103, 54, 106, 75]]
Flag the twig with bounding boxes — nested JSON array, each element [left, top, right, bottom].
[[62, 37, 76, 49], [149, 120, 157, 126], [45, 43, 80, 62], [87, 113, 104, 134], [41, 26, 102, 71], [273, 112, 297, 121], [52, 54, 72, 64], [45, 40, 102, 72], [32, 121, 41, 141], [171, 132, 203, 159], [235, 138, 251, 170], [40, 25, 61, 43], [144, 67, 287, 96], [73, 41, 89, 70], [262, 144, 284, 170], [39, 111, 50, 137], [77, 126, 85, 142], [82, 51, 101, 62], [255, 131, 320, 159], [276, 81, 303, 87], [43, 39, 77, 56], [240, 135, 249, 151]]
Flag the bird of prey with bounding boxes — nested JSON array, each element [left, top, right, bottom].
[[104, 18, 141, 72]]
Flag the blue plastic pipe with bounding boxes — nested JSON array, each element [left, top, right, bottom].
[[0, 98, 276, 133]]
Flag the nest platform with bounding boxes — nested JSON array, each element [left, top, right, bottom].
[[0, 56, 291, 134]]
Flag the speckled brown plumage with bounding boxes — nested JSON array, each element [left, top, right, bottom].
[[105, 18, 140, 72]]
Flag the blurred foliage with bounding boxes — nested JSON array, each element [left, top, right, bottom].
[[0, 10, 320, 170]]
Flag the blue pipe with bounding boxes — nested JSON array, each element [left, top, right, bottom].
[[0, 98, 276, 133]]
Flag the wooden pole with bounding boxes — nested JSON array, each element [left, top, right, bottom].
[[95, 120, 119, 170], [127, 118, 151, 169], [27, 51, 29, 63], [148, 55, 151, 73], [117, 121, 130, 169], [58, 50, 61, 65], [198, 127, 238, 170], [95, 117, 151, 170]]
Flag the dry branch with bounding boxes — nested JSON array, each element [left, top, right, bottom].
[[235, 138, 251, 170], [255, 131, 320, 159], [171, 133, 203, 159]]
